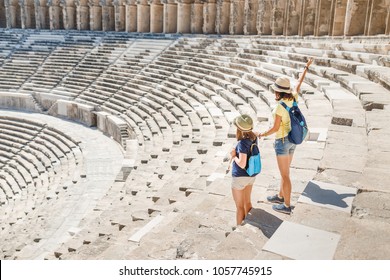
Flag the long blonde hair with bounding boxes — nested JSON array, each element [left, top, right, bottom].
[[236, 129, 257, 141]]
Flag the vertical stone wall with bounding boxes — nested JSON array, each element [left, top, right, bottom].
[[284, 0, 301, 36], [387, 0, 390, 35], [203, 0, 216, 34], [136, 0, 150, 32], [34, 0, 50, 29], [20, 0, 36, 28], [366, 0, 389, 35], [191, 0, 203, 34], [314, 0, 332, 36], [61, 0, 76, 29], [125, 0, 137, 32], [271, 0, 287, 35], [344, 0, 368, 36], [100, 0, 114, 31], [0, 0, 6, 27], [149, 0, 163, 33], [216, 0, 230, 34], [244, 0, 259, 35], [331, 0, 347, 35], [113, 0, 125, 31], [299, 0, 316, 35], [257, 0, 272, 34], [230, 0, 245, 34], [0, 0, 389, 35], [75, 0, 89, 29], [48, 0, 64, 29], [89, 0, 102, 30], [5, 0, 22, 28], [177, 0, 191, 33], [162, 0, 177, 33]]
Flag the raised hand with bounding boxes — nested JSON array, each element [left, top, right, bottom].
[[306, 58, 313, 69]]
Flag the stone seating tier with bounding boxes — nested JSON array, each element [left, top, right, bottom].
[[9, 34, 378, 131], [0, 116, 83, 208], [1, 31, 390, 260], [251, 38, 390, 89]]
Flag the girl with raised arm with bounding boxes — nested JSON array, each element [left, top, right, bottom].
[[259, 59, 313, 214]]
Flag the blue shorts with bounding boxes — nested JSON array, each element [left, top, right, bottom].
[[274, 137, 296, 156]]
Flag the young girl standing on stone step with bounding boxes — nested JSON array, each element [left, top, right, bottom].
[[230, 114, 258, 225], [259, 59, 313, 214]]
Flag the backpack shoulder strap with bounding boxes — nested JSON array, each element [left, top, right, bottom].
[[280, 101, 290, 111], [249, 139, 259, 154], [292, 99, 298, 107]]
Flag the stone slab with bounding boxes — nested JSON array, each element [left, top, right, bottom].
[[57, 101, 68, 116], [224, 111, 240, 123], [0, 92, 36, 112], [206, 172, 226, 186], [205, 230, 259, 260], [262, 221, 340, 260], [337, 75, 369, 90], [298, 180, 357, 213], [290, 203, 350, 234], [291, 158, 320, 171], [326, 129, 367, 149], [305, 100, 333, 116], [208, 107, 224, 117], [357, 167, 390, 193], [353, 82, 389, 96], [54, 100, 97, 127], [319, 142, 367, 173], [352, 191, 390, 221], [307, 127, 328, 142], [313, 169, 361, 188], [366, 110, 390, 130], [128, 215, 165, 243], [334, 217, 390, 259]]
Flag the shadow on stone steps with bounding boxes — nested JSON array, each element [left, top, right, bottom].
[[244, 208, 283, 239]]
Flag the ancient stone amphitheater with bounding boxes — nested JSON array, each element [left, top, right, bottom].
[[0, 0, 389, 260]]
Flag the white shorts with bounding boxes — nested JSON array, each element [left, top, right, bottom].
[[231, 176, 256, 190]]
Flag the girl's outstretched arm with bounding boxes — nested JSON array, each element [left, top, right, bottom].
[[295, 58, 313, 93]]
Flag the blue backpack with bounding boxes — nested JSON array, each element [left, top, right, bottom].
[[246, 140, 262, 176], [280, 99, 308, 145]]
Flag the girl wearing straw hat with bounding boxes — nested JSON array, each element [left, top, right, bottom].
[[259, 59, 313, 214], [230, 114, 258, 225]]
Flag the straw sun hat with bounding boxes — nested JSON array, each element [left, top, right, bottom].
[[234, 114, 253, 132], [270, 76, 292, 94]]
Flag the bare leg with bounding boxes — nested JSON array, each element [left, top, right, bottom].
[[276, 155, 293, 207], [276, 154, 294, 199], [278, 177, 284, 198], [288, 153, 294, 167], [243, 184, 253, 217], [232, 188, 245, 225]]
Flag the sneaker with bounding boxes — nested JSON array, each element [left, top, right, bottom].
[[272, 204, 292, 214], [267, 194, 284, 204]]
